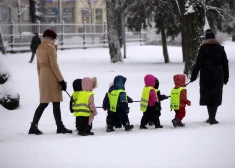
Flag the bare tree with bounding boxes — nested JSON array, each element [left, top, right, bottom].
[[0, 0, 29, 24]]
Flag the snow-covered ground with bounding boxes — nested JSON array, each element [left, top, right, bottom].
[[0, 42, 234, 168]]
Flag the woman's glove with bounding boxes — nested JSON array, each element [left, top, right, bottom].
[[59, 80, 67, 91]]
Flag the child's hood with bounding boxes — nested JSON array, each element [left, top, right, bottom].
[[108, 82, 115, 93], [173, 74, 186, 88], [114, 75, 126, 90], [144, 74, 156, 87], [73, 79, 82, 91], [82, 77, 97, 91]]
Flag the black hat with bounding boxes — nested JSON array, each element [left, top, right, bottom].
[[205, 29, 215, 39]]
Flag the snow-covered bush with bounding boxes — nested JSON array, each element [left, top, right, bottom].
[[0, 56, 20, 110]]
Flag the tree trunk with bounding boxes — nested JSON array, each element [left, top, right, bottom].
[[177, 0, 205, 76], [29, 0, 36, 23], [184, 1, 205, 76], [232, 34, 235, 41], [118, 13, 123, 48], [160, 19, 169, 63], [106, 0, 123, 63], [17, 0, 22, 35]]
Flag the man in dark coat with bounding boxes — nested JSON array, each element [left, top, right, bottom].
[[190, 29, 229, 125], [29, 32, 41, 63]]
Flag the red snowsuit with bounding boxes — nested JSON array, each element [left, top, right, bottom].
[[173, 74, 191, 121]]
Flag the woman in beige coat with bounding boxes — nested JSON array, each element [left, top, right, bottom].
[[28, 29, 72, 135]]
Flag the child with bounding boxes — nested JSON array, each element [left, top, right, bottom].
[[71, 77, 98, 136], [102, 75, 134, 132], [170, 74, 191, 127], [140, 74, 163, 129], [70, 79, 82, 131], [148, 77, 169, 126]]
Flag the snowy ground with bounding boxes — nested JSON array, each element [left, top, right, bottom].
[[0, 42, 234, 168]]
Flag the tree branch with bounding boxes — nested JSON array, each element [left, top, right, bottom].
[[174, 0, 181, 16]]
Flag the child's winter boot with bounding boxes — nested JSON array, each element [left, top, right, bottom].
[[106, 126, 115, 132], [155, 124, 163, 128], [139, 125, 148, 129], [125, 124, 134, 131], [177, 121, 185, 127], [172, 119, 177, 128], [88, 131, 95, 135]]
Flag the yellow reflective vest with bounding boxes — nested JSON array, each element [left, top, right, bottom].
[[108, 89, 126, 112], [140, 86, 155, 112], [170, 87, 184, 110], [72, 91, 94, 117]]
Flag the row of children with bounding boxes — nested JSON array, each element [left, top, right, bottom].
[[70, 74, 191, 136]]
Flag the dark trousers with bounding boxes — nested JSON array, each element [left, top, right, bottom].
[[141, 106, 161, 126], [32, 102, 64, 127], [106, 111, 130, 128], [207, 105, 218, 120], [76, 116, 92, 133], [29, 52, 36, 63]]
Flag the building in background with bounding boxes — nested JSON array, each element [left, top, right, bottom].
[[0, 0, 107, 24], [44, 0, 107, 24], [74, 0, 106, 24]]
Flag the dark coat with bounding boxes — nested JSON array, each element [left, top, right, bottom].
[[191, 39, 229, 106], [102, 75, 133, 111], [103, 75, 133, 127], [31, 36, 41, 53]]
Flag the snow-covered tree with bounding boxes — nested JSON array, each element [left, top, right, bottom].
[[29, 0, 42, 23], [183, 0, 205, 76], [106, 0, 123, 63], [126, 0, 205, 75], [0, 0, 29, 24], [205, 0, 235, 36], [126, 0, 172, 63]]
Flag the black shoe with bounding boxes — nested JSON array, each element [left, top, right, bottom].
[[210, 119, 219, 125], [28, 123, 43, 135], [172, 119, 177, 128], [57, 125, 73, 134], [125, 124, 134, 131], [139, 125, 148, 129], [78, 132, 89, 136], [106, 126, 115, 132], [29, 61, 32, 63], [155, 124, 163, 128], [88, 132, 94, 135], [206, 119, 210, 123]]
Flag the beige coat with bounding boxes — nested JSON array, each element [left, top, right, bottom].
[[36, 38, 64, 103]]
